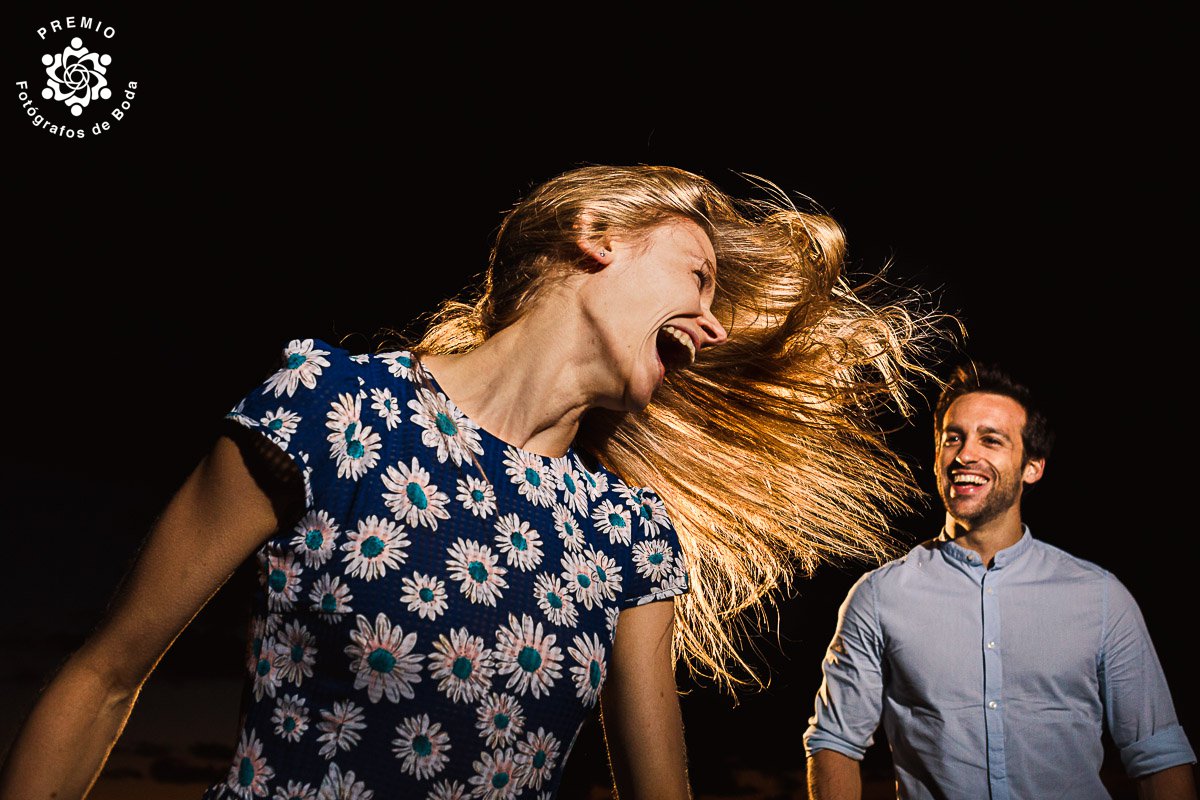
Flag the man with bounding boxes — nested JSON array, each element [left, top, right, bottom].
[[803, 362, 1196, 799]]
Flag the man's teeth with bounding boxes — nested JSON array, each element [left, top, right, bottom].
[[953, 473, 987, 485], [661, 325, 696, 364]]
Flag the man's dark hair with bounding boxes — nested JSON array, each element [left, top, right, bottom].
[[934, 362, 1054, 461]]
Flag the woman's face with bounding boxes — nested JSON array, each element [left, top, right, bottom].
[[579, 218, 728, 411]]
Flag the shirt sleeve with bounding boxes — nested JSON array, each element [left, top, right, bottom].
[[224, 337, 360, 512], [1101, 572, 1197, 777], [803, 570, 886, 760], [619, 486, 690, 608]]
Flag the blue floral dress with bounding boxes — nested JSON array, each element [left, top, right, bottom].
[[202, 338, 690, 800]]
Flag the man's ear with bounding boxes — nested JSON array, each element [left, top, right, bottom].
[[1022, 458, 1045, 486]]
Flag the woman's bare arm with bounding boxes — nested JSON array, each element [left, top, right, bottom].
[[600, 599, 692, 800], [0, 434, 287, 800]]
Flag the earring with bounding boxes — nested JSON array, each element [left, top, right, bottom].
[[597, 249, 606, 258]]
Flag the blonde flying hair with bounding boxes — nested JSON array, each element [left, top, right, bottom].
[[381, 164, 947, 695]]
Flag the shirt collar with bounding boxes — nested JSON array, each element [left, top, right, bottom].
[[936, 524, 1034, 569]]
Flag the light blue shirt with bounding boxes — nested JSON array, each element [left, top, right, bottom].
[[803, 527, 1195, 799]]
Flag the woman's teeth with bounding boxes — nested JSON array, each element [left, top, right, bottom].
[[660, 324, 696, 365]]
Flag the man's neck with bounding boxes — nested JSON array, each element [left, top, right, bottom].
[[943, 510, 1025, 568]]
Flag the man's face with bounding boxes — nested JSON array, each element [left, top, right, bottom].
[[936, 392, 1042, 527]]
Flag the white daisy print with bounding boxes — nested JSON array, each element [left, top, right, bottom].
[[400, 571, 448, 620], [316, 761, 373, 799], [653, 558, 690, 600], [592, 500, 631, 547], [428, 627, 496, 704], [611, 477, 643, 507], [349, 353, 370, 364], [632, 539, 674, 581], [291, 510, 341, 568], [605, 606, 621, 640], [273, 620, 317, 686], [309, 574, 354, 622], [368, 387, 403, 430], [376, 349, 424, 381], [586, 547, 623, 603], [261, 407, 301, 446], [560, 551, 600, 611], [262, 549, 303, 612], [631, 491, 670, 538], [225, 728, 274, 799], [271, 694, 310, 743], [272, 779, 317, 800], [345, 613, 423, 704], [381, 457, 452, 531], [341, 515, 410, 581], [515, 727, 561, 791], [552, 504, 584, 552], [469, 748, 520, 800], [532, 573, 578, 628], [445, 539, 508, 606], [456, 476, 496, 519], [425, 780, 470, 800], [502, 446, 556, 508], [567, 632, 607, 708], [325, 392, 382, 481], [315, 700, 368, 759], [475, 692, 525, 748], [493, 614, 563, 699], [493, 513, 543, 571], [392, 714, 452, 780], [408, 387, 484, 467], [262, 339, 331, 398], [574, 453, 609, 500], [251, 638, 282, 701], [550, 456, 589, 516], [247, 615, 280, 674]]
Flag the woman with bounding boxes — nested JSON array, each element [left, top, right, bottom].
[[0, 164, 940, 799]]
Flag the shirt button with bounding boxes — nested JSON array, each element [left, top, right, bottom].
[[987, 641, 997, 649], [988, 701, 998, 709]]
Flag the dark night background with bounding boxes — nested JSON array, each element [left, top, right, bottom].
[[4, 7, 1193, 798]]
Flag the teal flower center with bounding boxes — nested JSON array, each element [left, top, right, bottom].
[[590, 660, 602, 688], [492, 772, 510, 789], [563, 474, 576, 493], [534, 750, 548, 769], [384, 399, 393, 411], [517, 646, 542, 672], [649, 552, 665, 564], [471, 489, 485, 502], [468, 561, 488, 582], [419, 587, 435, 602], [494, 712, 510, 729], [321, 593, 338, 613], [256, 658, 270, 676], [435, 412, 458, 436], [268, 418, 283, 431], [238, 756, 255, 786], [286, 353, 307, 370], [361, 536, 385, 558], [407, 481, 429, 509], [413, 734, 432, 757], [510, 532, 527, 551], [347, 439, 365, 459], [595, 566, 608, 582], [547, 591, 563, 609], [344, 422, 358, 441], [524, 467, 541, 487], [452, 656, 473, 679], [304, 529, 323, 549], [368, 647, 396, 673], [398, 355, 412, 368], [576, 573, 591, 588], [290, 645, 304, 663], [608, 513, 626, 528], [283, 716, 296, 732], [268, 569, 287, 592], [640, 504, 653, 520], [564, 522, 574, 536]]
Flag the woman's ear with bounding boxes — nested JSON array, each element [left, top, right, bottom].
[[574, 212, 612, 268]]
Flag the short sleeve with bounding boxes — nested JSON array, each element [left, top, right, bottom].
[[609, 482, 690, 608], [224, 337, 368, 511]]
